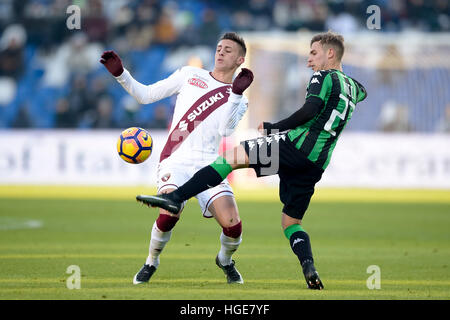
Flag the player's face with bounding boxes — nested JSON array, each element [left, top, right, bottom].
[[214, 39, 244, 72], [307, 41, 328, 72]]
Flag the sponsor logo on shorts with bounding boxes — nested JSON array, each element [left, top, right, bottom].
[[292, 238, 304, 247]]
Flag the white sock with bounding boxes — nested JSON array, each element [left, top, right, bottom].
[[145, 222, 172, 268], [218, 232, 242, 266]]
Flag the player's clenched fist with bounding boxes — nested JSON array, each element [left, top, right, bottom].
[[232, 68, 254, 95], [100, 50, 124, 77]]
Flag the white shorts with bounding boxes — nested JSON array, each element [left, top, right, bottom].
[[157, 160, 234, 218]]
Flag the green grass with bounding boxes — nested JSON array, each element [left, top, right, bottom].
[[0, 188, 449, 300]]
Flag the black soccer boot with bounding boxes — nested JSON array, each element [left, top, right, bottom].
[[302, 259, 324, 290], [136, 194, 182, 214], [133, 264, 157, 284]]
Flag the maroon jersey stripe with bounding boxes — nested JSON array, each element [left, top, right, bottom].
[[160, 85, 231, 162]]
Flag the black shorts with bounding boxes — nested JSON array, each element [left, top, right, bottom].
[[241, 133, 324, 220]]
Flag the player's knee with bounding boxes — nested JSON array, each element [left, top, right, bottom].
[[281, 212, 302, 230], [222, 220, 242, 239], [159, 188, 183, 216], [156, 213, 179, 232], [160, 187, 176, 195]]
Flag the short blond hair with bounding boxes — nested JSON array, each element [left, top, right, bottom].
[[311, 31, 345, 61]]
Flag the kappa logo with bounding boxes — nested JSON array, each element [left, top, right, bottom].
[[257, 138, 265, 146], [188, 78, 208, 89], [292, 238, 305, 247], [311, 77, 320, 84], [273, 133, 286, 143]]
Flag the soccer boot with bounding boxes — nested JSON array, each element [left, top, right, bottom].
[[301, 259, 324, 290], [136, 194, 182, 214], [133, 264, 157, 284], [215, 255, 244, 284]]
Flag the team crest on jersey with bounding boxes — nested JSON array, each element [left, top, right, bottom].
[[161, 173, 171, 182], [188, 78, 208, 89]]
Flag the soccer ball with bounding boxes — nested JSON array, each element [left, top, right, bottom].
[[117, 127, 153, 164]]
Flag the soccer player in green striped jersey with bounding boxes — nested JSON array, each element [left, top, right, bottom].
[[281, 34, 367, 170], [137, 32, 367, 290]]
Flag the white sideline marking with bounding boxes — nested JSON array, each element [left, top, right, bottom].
[[0, 217, 43, 230]]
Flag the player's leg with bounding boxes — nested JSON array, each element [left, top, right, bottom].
[[208, 195, 244, 284], [279, 167, 324, 290], [282, 213, 323, 290], [282, 213, 320, 284], [282, 214, 311, 264], [137, 144, 249, 212], [136, 131, 284, 212], [134, 188, 182, 284], [146, 193, 181, 268], [270, 138, 324, 289]]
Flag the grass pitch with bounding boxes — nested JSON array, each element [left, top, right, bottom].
[[0, 186, 449, 300]]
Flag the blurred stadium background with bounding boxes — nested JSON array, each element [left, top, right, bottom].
[[0, 0, 449, 189]]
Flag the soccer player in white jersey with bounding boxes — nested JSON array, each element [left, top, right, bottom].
[[100, 32, 254, 284]]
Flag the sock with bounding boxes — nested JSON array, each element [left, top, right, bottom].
[[223, 221, 242, 239], [170, 156, 233, 202], [218, 230, 242, 266], [145, 221, 173, 267], [155, 213, 179, 232], [284, 224, 314, 267]]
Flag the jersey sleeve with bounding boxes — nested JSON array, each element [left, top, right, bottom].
[[218, 93, 248, 137], [353, 78, 367, 103], [305, 71, 332, 105], [115, 67, 187, 105], [264, 99, 322, 133]]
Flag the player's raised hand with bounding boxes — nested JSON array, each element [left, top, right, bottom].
[[100, 50, 124, 77], [232, 68, 254, 95]]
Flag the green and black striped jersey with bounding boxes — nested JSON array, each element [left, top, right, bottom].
[[288, 69, 367, 170]]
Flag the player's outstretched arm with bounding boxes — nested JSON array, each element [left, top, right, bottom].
[[100, 50, 150, 104], [100, 50, 184, 105], [259, 99, 323, 135]]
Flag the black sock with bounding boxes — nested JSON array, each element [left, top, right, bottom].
[[289, 231, 314, 267], [169, 165, 224, 203]]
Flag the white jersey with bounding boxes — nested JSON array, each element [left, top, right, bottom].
[[116, 66, 248, 165]]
